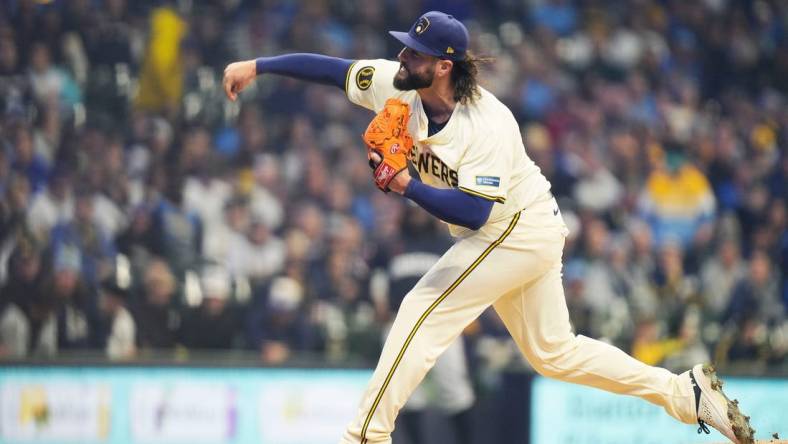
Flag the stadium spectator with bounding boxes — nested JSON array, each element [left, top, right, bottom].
[[133, 259, 180, 350], [724, 250, 783, 328], [247, 154, 285, 231], [0, 241, 42, 357], [182, 151, 233, 232], [202, 195, 250, 265], [246, 273, 322, 364], [49, 187, 116, 284], [638, 145, 716, 249], [134, 6, 186, 118], [146, 173, 203, 276], [699, 238, 747, 321], [225, 217, 286, 285], [8, 123, 49, 193], [624, 220, 660, 319], [312, 245, 378, 361], [569, 217, 632, 342], [662, 307, 712, 371], [26, 168, 73, 240], [97, 277, 136, 360], [0, 34, 28, 112], [27, 41, 82, 114], [0, 173, 32, 258], [179, 265, 240, 350], [631, 316, 683, 367], [42, 245, 96, 351], [651, 241, 700, 335]]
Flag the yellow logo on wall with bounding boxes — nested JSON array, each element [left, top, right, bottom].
[[19, 386, 49, 426]]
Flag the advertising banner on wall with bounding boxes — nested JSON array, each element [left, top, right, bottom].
[[531, 376, 788, 444], [0, 382, 111, 442], [130, 382, 236, 442], [258, 375, 367, 444], [0, 367, 372, 444]]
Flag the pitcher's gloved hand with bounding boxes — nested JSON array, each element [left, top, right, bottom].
[[362, 98, 414, 192]]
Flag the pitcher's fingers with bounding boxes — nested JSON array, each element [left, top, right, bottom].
[[223, 76, 236, 101]]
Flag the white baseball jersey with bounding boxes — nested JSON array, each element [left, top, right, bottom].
[[341, 58, 698, 444], [346, 59, 551, 237]]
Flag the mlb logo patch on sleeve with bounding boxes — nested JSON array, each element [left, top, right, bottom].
[[475, 176, 500, 187]]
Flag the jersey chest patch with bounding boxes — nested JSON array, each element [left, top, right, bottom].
[[410, 145, 458, 187]]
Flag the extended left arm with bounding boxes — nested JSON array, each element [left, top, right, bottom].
[[254, 53, 353, 88], [223, 53, 353, 101]]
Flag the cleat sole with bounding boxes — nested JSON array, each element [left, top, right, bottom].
[[702, 364, 756, 444]]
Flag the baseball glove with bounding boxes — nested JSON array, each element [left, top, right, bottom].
[[362, 98, 414, 192]]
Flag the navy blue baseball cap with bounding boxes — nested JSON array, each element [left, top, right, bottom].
[[389, 11, 469, 61]]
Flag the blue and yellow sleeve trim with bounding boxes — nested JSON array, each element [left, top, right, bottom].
[[344, 61, 358, 95], [458, 186, 506, 204]]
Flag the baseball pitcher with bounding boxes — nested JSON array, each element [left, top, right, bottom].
[[223, 11, 754, 444]]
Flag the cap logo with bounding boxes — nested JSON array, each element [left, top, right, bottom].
[[414, 16, 430, 35], [446, 47, 454, 54]]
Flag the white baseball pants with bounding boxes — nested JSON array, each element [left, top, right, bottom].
[[399, 333, 475, 415], [341, 196, 696, 444]]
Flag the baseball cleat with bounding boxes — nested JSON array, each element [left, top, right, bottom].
[[689, 363, 755, 444]]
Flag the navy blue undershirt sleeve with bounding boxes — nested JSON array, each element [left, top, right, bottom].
[[404, 180, 494, 230], [255, 54, 353, 89]]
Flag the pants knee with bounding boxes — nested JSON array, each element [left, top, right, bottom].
[[527, 334, 579, 377]]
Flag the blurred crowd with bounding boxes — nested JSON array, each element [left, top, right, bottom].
[[0, 0, 785, 375]]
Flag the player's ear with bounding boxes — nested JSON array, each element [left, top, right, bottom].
[[436, 59, 453, 78]]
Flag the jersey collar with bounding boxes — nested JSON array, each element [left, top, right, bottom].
[[413, 97, 460, 145]]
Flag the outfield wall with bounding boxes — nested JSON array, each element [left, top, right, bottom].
[[0, 365, 784, 444]]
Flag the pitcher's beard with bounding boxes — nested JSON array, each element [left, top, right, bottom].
[[393, 64, 434, 90]]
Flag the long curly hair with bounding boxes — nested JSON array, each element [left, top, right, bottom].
[[451, 51, 493, 105]]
